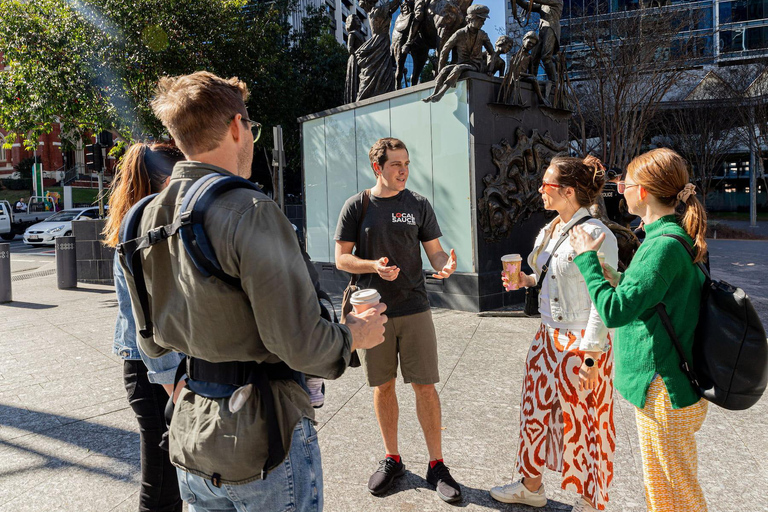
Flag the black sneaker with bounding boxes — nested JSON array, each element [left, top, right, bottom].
[[426, 461, 462, 503], [367, 457, 406, 495]]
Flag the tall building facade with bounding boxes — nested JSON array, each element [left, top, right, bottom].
[[289, 0, 369, 44], [504, 0, 768, 71]]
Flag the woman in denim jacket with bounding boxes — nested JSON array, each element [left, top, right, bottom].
[[489, 156, 619, 512], [104, 143, 185, 512]]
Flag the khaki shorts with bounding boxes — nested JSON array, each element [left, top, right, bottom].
[[359, 309, 439, 387]]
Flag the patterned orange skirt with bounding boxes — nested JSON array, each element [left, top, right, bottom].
[[517, 323, 616, 510]]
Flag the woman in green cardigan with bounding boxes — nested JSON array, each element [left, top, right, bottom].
[[569, 148, 709, 512]]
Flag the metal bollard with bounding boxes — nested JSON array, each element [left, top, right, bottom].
[[56, 236, 77, 289], [0, 242, 11, 303]]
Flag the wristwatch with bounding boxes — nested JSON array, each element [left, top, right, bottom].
[[584, 357, 595, 368]]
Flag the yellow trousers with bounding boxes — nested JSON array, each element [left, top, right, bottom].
[[635, 376, 708, 512]]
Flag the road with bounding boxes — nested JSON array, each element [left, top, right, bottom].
[[0, 236, 55, 274]]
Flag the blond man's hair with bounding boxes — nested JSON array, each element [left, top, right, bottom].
[[150, 71, 250, 156]]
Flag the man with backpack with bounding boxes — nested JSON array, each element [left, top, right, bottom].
[[121, 71, 387, 512]]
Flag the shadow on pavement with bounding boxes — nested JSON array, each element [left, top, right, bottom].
[[65, 287, 115, 294], [0, 404, 139, 482], [0, 301, 57, 309], [377, 470, 570, 510]]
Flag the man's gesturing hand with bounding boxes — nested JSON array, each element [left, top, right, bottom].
[[432, 248, 457, 279], [374, 257, 400, 281], [345, 303, 388, 352]]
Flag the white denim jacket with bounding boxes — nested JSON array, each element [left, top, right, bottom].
[[527, 208, 619, 352]]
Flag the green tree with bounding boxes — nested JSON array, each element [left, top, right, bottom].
[[0, 0, 347, 194]]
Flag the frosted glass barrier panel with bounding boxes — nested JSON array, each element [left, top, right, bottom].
[[428, 82, 472, 273], [355, 102, 391, 192], [303, 118, 330, 262], [324, 110, 358, 259]]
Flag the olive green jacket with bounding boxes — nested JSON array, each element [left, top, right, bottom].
[[122, 161, 352, 483]]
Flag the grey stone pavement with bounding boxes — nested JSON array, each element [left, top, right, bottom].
[[1, 240, 767, 512]]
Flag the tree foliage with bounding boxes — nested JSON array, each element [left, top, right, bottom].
[[0, 0, 347, 194], [567, 4, 704, 169]]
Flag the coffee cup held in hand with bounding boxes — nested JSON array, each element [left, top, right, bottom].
[[350, 289, 381, 314], [501, 254, 523, 287], [597, 252, 606, 265]]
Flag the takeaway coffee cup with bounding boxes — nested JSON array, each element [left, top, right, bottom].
[[350, 289, 381, 314], [501, 254, 523, 286], [597, 252, 606, 266]]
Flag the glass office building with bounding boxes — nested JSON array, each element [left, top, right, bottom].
[[289, 0, 369, 44], [505, 0, 768, 70]]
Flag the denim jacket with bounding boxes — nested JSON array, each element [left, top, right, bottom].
[[528, 208, 619, 351], [113, 252, 183, 385]]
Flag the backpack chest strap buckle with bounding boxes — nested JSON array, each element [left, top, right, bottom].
[[147, 225, 170, 244]]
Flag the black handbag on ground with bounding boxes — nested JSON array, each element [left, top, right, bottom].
[[655, 234, 768, 411], [340, 190, 371, 367], [524, 216, 593, 317]]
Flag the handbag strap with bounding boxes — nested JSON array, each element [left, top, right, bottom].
[[349, 189, 371, 287], [654, 233, 705, 391], [534, 215, 593, 292]]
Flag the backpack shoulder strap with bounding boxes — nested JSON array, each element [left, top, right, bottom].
[[350, 189, 371, 286], [116, 193, 160, 338], [656, 233, 707, 393], [179, 174, 261, 288], [661, 234, 711, 280]]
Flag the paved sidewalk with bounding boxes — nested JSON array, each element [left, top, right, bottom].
[[1, 241, 767, 512]]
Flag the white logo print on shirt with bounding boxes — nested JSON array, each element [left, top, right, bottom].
[[392, 212, 416, 225]]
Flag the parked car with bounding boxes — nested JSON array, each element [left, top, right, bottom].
[[23, 207, 104, 245], [0, 196, 57, 240]]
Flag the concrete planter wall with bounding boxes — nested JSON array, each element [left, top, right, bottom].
[[72, 219, 115, 285]]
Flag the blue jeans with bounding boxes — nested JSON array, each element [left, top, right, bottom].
[[177, 418, 323, 512]]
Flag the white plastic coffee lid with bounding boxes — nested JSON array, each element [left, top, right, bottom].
[[501, 253, 522, 261], [350, 289, 381, 305]]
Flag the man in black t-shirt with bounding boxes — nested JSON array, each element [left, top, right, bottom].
[[335, 137, 462, 503]]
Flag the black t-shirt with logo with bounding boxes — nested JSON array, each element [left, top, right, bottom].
[[335, 189, 442, 318]]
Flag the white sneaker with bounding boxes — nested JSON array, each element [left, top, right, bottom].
[[489, 479, 547, 507], [572, 496, 597, 512]]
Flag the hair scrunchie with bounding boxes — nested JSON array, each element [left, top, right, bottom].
[[677, 183, 696, 203]]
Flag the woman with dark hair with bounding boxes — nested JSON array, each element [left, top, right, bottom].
[[490, 155, 619, 512], [570, 148, 709, 512], [103, 143, 185, 512]]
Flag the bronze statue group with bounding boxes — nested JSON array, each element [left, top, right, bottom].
[[345, 0, 565, 107]]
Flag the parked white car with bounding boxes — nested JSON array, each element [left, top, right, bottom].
[[23, 207, 103, 245]]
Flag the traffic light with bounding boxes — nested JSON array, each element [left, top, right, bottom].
[[98, 131, 113, 147], [85, 143, 103, 173]]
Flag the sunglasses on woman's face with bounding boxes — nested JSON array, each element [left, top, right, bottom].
[[617, 181, 639, 194], [541, 181, 563, 192]]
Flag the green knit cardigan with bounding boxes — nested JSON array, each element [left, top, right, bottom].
[[574, 216, 705, 409]]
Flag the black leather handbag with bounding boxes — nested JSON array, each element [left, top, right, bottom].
[[524, 216, 592, 317]]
